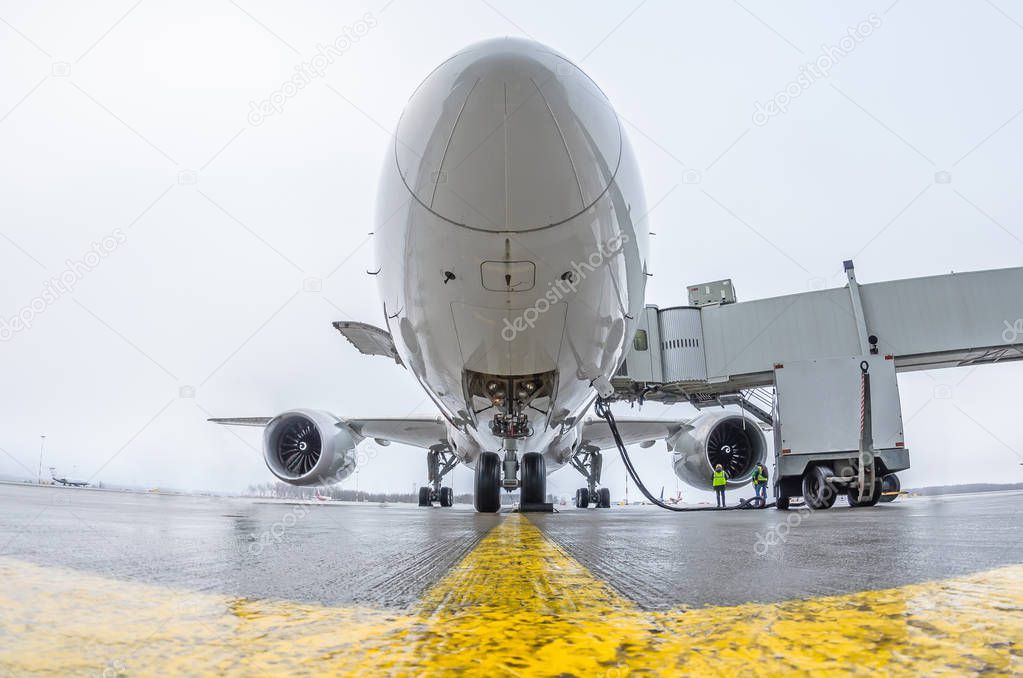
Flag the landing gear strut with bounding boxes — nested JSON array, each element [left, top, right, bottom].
[[419, 445, 458, 507], [570, 445, 611, 508]]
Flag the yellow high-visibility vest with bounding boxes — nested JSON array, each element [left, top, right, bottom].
[[713, 470, 727, 487]]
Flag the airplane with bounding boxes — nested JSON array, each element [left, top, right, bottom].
[[50, 467, 89, 488], [210, 37, 1017, 513], [211, 37, 720, 513]]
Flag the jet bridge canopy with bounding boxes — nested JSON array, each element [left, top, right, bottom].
[[614, 264, 1023, 403]]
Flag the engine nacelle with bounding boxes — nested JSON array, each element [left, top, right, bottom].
[[263, 409, 358, 486], [671, 410, 768, 490]]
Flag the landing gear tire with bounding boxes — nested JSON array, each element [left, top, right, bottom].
[[418, 486, 433, 507], [802, 465, 837, 510], [520, 453, 546, 504], [848, 479, 882, 508], [474, 452, 502, 513], [879, 473, 900, 503], [575, 488, 589, 509], [439, 486, 454, 507], [776, 496, 790, 511], [597, 487, 611, 508]]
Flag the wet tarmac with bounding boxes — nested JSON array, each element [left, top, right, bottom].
[[1, 482, 1021, 675], [532, 490, 1023, 609], [0, 483, 495, 608]]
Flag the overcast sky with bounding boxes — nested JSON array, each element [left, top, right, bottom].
[[1, 0, 1021, 502]]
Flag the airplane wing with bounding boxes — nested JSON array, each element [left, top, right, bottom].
[[345, 417, 448, 448], [207, 417, 273, 427], [209, 414, 687, 451], [579, 418, 692, 450], [209, 416, 449, 450]]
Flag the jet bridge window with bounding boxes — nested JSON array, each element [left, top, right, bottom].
[[633, 329, 648, 352]]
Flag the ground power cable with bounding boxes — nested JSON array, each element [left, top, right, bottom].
[[593, 398, 774, 512]]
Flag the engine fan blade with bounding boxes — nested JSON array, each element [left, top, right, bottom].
[[278, 420, 322, 475]]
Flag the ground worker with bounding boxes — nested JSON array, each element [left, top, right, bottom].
[[753, 463, 769, 507], [713, 464, 727, 507]]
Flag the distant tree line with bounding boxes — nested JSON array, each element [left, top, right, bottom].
[[242, 481, 478, 504], [907, 482, 1023, 496]]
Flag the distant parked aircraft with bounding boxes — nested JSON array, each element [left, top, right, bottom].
[[49, 467, 89, 487]]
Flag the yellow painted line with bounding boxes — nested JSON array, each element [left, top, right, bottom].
[[0, 514, 1021, 676]]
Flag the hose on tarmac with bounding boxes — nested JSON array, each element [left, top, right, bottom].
[[594, 398, 775, 512]]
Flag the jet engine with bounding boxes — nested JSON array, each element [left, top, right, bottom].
[[671, 410, 768, 490], [263, 409, 358, 486]]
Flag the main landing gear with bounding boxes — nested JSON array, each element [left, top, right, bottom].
[[419, 445, 457, 507], [570, 446, 612, 509]]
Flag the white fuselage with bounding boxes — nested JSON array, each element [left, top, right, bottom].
[[374, 38, 649, 472]]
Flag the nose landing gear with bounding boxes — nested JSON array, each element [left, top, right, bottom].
[[473, 450, 547, 512], [474, 451, 502, 512], [520, 452, 546, 504]]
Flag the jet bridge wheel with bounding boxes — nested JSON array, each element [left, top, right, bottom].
[[418, 486, 433, 507], [879, 473, 900, 503], [474, 452, 502, 513], [520, 453, 546, 504], [848, 479, 882, 508], [802, 465, 837, 510]]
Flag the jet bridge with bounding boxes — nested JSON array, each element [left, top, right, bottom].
[[613, 261, 1023, 509], [615, 262, 1023, 403]]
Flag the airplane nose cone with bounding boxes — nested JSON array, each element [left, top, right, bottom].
[[394, 38, 622, 232]]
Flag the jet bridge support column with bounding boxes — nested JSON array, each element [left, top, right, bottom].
[[855, 360, 878, 504], [844, 260, 871, 356]]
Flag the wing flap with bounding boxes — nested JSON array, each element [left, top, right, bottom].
[[332, 321, 403, 366]]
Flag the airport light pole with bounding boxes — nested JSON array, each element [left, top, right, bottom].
[[38, 435, 46, 484]]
